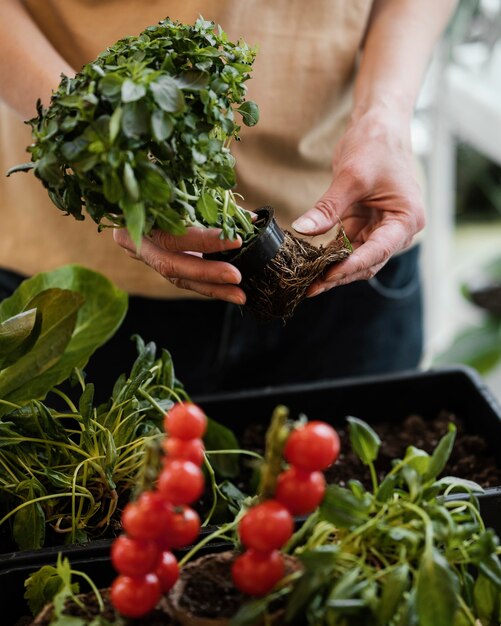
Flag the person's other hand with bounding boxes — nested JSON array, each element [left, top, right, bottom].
[[292, 109, 425, 297], [113, 227, 246, 304]]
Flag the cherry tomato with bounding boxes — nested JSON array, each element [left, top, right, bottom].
[[110, 573, 161, 618], [165, 402, 207, 440], [157, 459, 204, 505], [164, 505, 200, 548], [275, 467, 326, 515], [284, 421, 340, 471], [162, 436, 205, 466], [155, 550, 179, 592], [121, 491, 173, 540], [111, 535, 160, 577], [232, 549, 285, 596], [239, 500, 293, 551]]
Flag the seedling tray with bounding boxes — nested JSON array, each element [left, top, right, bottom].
[[2, 365, 500, 625]]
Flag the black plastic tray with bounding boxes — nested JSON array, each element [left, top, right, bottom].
[[2, 365, 500, 625]]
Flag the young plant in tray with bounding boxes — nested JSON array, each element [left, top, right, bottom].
[[7, 17, 351, 321]]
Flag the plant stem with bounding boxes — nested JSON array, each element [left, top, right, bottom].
[[178, 514, 242, 567]]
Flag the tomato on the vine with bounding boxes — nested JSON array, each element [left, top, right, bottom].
[[110, 573, 161, 618], [165, 402, 207, 440], [162, 436, 205, 466], [275, 466, 326, 515], [163, 505, 200, 548], [111, 535, 160, 577], [121, 491, 173, 540], [232, 549, 285, 596], [155, 550, 180, 592], [284, 421, 340, 471], [239, 500, 293, 551], [157, 459, 204, 505]]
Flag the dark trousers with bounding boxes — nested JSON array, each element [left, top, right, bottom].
[[0, 245, 423, 400]]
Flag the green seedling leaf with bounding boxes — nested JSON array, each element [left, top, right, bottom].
[[204, 417, 240, 478], [196, 192, 219, 225], [474, 574, 501, 626], [424, 423, 457, 481], [0, 308, 41, 369], [347, 416, 381, 465], [377, 564, 410, 625], [150, 76, 185, 113], [320, 483, 372, 528], [24, 564, 65, 616], [13, 500, 46, 550], [416, 549, 458, 626], [237, 100, 259, 126]]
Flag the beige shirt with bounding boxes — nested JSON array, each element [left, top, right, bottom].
[[0, 0, 372, 298]]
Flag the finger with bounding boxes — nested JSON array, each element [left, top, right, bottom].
[[170, 277, 246, 305], [132, 236, 242, 285], [291, 170, 362, 236], [148, 227, 243, 254]]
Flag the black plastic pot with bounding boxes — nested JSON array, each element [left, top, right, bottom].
[[2, 365, 501, 625], [204, 206, 284, 280]]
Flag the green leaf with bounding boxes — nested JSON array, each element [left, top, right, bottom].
[[150, 76, 185, 113], [109, 106, 122, 142], [0, 265, 128, 408], [347, 416, 381, 465], [151, 109, 174, 141], [237, 100, 259, 126], [424, 423, 457, 481], [176, 70, 209, 91], [0, 288, 83, 403], [24, 564, 62, 616], [320, 484, 372, 528], [377, 564, 410, 625], [123, 162, 140, 202], [13, 501, 46, 550], [102, 170, 123, 204], [121, 79, 146, 103], [121, 200, 145, 251], [0, 308, 41, 369], [416, 549, 458, 626], [204, 417, 240, 478], [196, 192, 219, 225], [121, 100, 149, 138], [474, 574, 501, 626]]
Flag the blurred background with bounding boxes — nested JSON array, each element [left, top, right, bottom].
[[414, 0, 501, 399]]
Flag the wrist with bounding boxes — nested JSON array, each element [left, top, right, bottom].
[[350, 98, 413, 127]]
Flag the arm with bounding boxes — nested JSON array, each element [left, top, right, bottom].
[[292, 0, 457, 295], [0, 0, 74, 118], [0, 0, 244, 303]]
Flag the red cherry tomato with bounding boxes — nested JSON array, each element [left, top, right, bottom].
[[165, 402, 207, 440], [111, 573, 161, 618], [275, 467, 326, 515], [155, 550, 179, 592], [111, 535, 160, 577], [157, 505, 200, 549], [121, 491, 173, 541], [157, 459, 204, 505], [232, 549, 285, 596], [162, 437, 205, 466], [239, 500, 293, 551], [284, 421, 340, 471]]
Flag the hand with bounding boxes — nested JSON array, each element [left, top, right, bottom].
[[291, 108, 425, 297], [113, 227, 246, 305]]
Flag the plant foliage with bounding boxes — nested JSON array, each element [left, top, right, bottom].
[[8, 17, 259, 249]]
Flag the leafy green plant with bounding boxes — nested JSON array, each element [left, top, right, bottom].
[[8, 17, 259, 249], [232, 417, 501, 626], [0, 264, 127, 416]]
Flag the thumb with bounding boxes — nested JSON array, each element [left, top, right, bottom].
[[291, 172, 358, 235]]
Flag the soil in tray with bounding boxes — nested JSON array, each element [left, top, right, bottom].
[[239, 411, 501, 491]]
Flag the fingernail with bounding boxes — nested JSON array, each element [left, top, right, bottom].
[[230, 294, 245, 305], [308, 287, 325, 298], [327, 273, 346, 283], [292, 216, 316, 234], [223, 271, 240, 284]]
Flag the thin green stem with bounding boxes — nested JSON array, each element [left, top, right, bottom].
[[51, 388, 78, 413], [178, 514, 242, 567], [70, 570, 105, 613]]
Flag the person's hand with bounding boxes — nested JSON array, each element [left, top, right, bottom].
[[113, 227, 246, 304], [291, 108, 425, 297]]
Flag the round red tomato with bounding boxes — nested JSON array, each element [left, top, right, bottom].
[[111, 573, 161, 618], [275, 467, 326, 515], [121, 491, 173, 541], [155, 550, 179, 592], [157, 459, 204, 505], [239, 500, 293, 552], [162, 436, 205, 466], [232, 549, 285, 596], [284, 421, 340, 471], [164, 402, 207, 440], [164, 505, 200, 548], [111, 535, 160, 577]]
